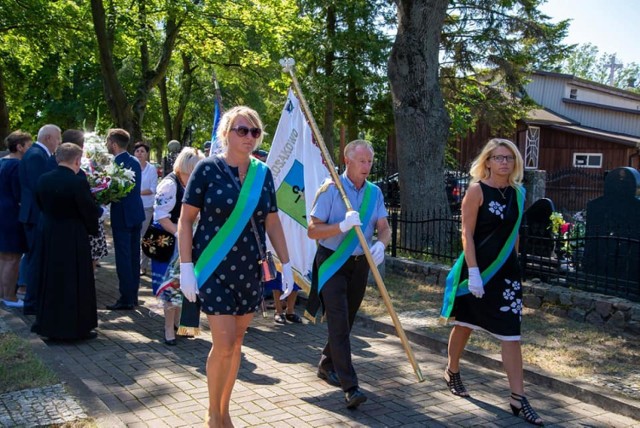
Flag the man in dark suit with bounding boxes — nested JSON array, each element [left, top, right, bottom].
[[105, 128, 145, 310], [18, 124, 61, 315]]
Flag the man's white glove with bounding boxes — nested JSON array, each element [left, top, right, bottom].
[[467, 267, 484, 298], [370, 241, 386, 266], [180, 262, 198, 303], [339, 210, 362, 233], [280, 262, 294, 300]]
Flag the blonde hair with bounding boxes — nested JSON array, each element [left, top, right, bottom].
[[216, 106, 265, 151], [173, 147, 204, 175], [469, 138, 523, 187], [344, 139, 374, 159]]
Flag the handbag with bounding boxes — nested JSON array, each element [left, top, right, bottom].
[[141, 224, 176, 262], [219, 156, 277, 283]]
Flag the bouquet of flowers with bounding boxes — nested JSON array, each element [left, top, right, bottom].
[[549, 211, 586, 254], [83, 134, 136, 205]]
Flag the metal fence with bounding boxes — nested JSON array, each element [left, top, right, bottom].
[[388, 208, 462, 263], [387, 210, 640, 302], [545, 168, 606, 213], [520, 226, 640, 302]]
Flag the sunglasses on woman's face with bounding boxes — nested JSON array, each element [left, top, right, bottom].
[[231, 126, 262, 138]]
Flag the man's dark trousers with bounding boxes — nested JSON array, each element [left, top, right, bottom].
[[112, 224, 142, 305], [317, 246, 370, 392]]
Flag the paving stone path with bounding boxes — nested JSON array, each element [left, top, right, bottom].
[[0, 251, 639, 427]]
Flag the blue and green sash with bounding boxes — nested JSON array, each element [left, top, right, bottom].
[[316, 181, 376, 293], [439, 185, 525, 323], [194, 157, 268, 288]]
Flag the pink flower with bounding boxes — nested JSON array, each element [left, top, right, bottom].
[[560, 223, 571, 235]]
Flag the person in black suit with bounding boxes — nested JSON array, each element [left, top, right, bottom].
[[18, 124, 61, 315], [105, 128, 145, 310], [31, 143, 101, 340]]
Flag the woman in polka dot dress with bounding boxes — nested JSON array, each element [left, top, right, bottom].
[[178, 106, 294, 427]]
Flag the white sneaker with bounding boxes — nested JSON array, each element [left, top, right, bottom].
[[2, 299, 24, 308]]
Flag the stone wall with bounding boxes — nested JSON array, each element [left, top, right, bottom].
[[385, 256, 640, 336]]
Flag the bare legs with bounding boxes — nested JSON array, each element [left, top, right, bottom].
[[0, 253, 21, 302], [447, 325, 472, 372], [502, 340, 524, 395], [272, 290, 297, 316], [163, 305, 180, 342], [446, 325, 543, 424], [205, 313, 254, 428]]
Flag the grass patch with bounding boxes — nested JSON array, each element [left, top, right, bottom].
[[362, 272, 640, 391], [0, 332, 58, 393]]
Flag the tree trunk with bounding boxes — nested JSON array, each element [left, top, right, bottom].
[[0, 62, 9, 146], [388, 0, 451, 216], [90, 0, 135, 138], [91, 0, 180, 147], [171, 53, 195, 142], [158, 77, 173, 142]]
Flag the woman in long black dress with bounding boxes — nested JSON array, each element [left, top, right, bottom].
[[440, 138, 543, 425], [178, 106, 295, 427]]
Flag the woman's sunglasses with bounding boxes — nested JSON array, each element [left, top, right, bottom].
[[231, 126, 262, 138]]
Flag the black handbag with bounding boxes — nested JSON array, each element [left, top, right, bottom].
[[141, 224, 176, 262]]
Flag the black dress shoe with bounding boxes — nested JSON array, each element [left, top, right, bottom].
[[81, 331, 98, 340], [317, 368, 341, 387], [345, 387, 367, 409], [164, 336, 177, 346], [106, 301, 134, 310]]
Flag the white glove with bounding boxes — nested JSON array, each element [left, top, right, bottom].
[[280, 262, 294, 300], [180, 262, 198, 303], [339, 210, 362, 233], [370, 241, 386, 266], [467, 267, 484, 298]]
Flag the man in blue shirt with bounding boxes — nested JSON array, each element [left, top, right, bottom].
[[307, 139, 391, 409]]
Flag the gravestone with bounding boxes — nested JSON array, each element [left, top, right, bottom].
[[584, 167, 640, 282], [523, 198, 556, 257]]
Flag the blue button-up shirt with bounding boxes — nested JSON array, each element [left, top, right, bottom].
[[310, 173, 387, 255]]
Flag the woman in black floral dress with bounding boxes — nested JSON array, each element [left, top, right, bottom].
[[440, 138, 543, 425], [177, 106, 294, 427]]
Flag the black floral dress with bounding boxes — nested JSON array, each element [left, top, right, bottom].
[[183, 156, 277, 316], [451, 182, 523, 340]]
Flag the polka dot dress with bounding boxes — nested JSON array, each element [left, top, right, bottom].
[[183, 156, 277, 316]]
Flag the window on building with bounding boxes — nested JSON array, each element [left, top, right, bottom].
[[573, 153, 602, 168], [569, 88, 578, 99]]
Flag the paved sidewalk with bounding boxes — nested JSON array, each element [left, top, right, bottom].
[[1, 250, 639, 427]]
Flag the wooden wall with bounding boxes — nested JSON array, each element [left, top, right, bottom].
[[516, 123, 636, 172], [455, 121, 637, 172]]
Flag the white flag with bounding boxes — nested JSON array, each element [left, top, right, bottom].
[[266, 89, 330, 293]]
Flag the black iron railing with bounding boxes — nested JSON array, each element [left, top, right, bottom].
[[386, 210, 640, 302]]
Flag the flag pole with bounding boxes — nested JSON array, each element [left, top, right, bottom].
[[212, 70, 224, 111], [279, 58, 424, 383]]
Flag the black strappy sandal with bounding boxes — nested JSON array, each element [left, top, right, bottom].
[[510, 392, 544, 426], [444, 368, 470, 397]]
